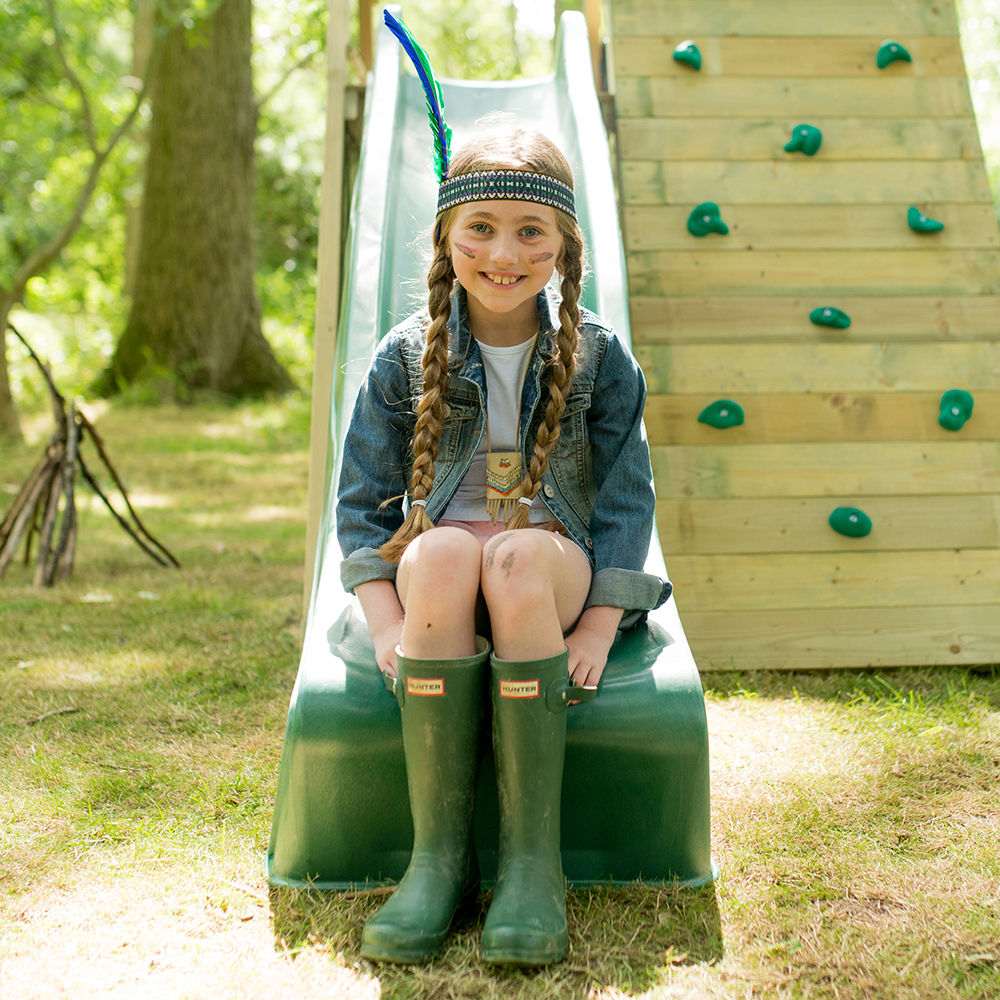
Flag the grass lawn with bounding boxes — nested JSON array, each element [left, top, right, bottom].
[[2, 397, 999, 999]]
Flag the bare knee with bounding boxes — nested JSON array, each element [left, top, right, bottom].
[[400, 527, 482, 598], [480, 531, 553, 608]]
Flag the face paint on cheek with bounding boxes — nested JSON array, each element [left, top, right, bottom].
[[453, 243, 477, 259], [528, 252, 554, 264]]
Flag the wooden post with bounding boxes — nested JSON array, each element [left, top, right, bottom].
[[584, 0, 602, 91], [359, 0, 374, 71], [303, 0, 350, 620]]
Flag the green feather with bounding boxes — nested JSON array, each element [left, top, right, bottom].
[[384, 11, 452, 181]]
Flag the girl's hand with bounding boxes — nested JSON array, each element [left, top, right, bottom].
[[371, 620, 403, 679], [565, 605, 624, 695], [354, 579, 405, 679]]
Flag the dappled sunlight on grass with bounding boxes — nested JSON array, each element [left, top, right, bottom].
[[244, 505, 305, 523]]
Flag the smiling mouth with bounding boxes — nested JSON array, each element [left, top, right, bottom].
[[483, 273, 525, 285]]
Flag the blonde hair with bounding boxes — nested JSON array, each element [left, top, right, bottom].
[[380, 124, 585, 563]]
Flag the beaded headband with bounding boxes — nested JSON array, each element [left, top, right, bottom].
[[383, 9, 576, 222], [437, 169, 576, 220]]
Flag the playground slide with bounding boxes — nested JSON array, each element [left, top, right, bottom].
[[266, 10, 713, 889], [304, 11, 697, 690]]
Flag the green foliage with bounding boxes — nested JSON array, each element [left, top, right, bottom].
[[0, 0, 133, 295], [399, 0, 551, 81], [253, 0, 325, 335], [1, 0, 140, 411], [959, 1, 1000, 221]]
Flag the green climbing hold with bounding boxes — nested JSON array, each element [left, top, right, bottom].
[[687, 202, 728, 237], [877, 40, 911, 68], [908, 206, 944, 233], [829, 507, 872, 538], [673, 40, 701, 71], [938, 389, 974, 431], [698, 399, 744, 429], [809, 307, 851, 329], [784, 124, 823, 156]]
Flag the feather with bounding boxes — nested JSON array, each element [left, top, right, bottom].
[[383, 9, 452, 181]]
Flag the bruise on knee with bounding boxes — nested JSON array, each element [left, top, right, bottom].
[[501, 550, 515, 579], [484, 535, 505, 570]]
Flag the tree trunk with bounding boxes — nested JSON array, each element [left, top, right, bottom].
[[123, 0, 155, 301], [101, 0, 293, 397]]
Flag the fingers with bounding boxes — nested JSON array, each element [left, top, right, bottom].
[[567, 650, 605, 691]]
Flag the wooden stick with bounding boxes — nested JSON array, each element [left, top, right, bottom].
[[47, 407, 80, 585], [0, 458, 57, 577], [0, 450, 50, 548], [6, 323, 64, 402], [25, 706, 81, 725], [33, 446, 65, 586], [54, 494, 76, 583], [75, 453, 172, 567], [76, 411, 180, 568]]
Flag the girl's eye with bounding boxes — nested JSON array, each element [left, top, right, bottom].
[[521, 227, 541, 238], [471, 223, 491, 234]]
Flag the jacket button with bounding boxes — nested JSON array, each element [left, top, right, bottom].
[[585, 538, 593, 549], [543, 485, 554, 498]]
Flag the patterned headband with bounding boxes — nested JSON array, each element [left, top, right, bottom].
[[383, 10, 576, 222], [437, 170, 576, 220]]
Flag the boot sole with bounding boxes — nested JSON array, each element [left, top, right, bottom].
[[481, 944, 568, 967], [360, 938, 444, 964]]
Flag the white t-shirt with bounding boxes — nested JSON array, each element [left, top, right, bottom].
[[441, 334, 549, 523]]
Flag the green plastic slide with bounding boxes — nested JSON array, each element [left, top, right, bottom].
[[266, 10, 715, 889]]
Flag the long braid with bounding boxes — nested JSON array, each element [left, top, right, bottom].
[[379, 121, 585, 549], [379, 243, 456, 562], [505, 222, 583, 531]]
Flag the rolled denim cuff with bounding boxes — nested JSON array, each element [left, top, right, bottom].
[[584, 567, 672, 630], [340, 546, 398, 594]]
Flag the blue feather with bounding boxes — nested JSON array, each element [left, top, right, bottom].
[[383, 9, 451, 181]]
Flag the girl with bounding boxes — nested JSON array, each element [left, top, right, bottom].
[[336, 122, 670, 966]]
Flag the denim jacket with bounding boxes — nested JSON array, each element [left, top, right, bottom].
[[337, 285, 671, 629]]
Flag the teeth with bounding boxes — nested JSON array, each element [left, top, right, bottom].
[[486, 274, 520, 285]]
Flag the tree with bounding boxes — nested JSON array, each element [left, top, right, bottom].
[[97, 0, 294, 398], [0, 0, 151, 441]]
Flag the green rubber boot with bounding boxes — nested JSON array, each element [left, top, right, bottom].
[[482, 648, 577, 966], [360, 637, 490, 964]]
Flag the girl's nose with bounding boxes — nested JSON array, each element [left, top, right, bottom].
[[489, 233, 519, 265]]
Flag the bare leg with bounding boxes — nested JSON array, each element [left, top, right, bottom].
[[480, 530, 592, 661], [396, 527, 483, 658]]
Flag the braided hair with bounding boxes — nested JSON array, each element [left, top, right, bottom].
[[380, 125, 585, 562]]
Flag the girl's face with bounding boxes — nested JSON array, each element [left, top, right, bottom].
[[448, 199, 562, 334]]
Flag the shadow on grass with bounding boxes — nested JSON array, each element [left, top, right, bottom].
[[269, 881, 723, 998]]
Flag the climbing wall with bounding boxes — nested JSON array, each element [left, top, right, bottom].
[[608, 0, 1000, 669]]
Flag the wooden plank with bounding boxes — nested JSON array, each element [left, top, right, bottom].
[[625, 205, 999, 251], [655, 496, 1000, 554], [629, 295, 1000, 344], [617, 117, 982, 162], [681, 606, 1000, 670], [649, 441, 1000, 498], [668, 549, 1000, 612], [621, 160, 992, 206], [637, 342, 1000, 393], [611, 1, 960, 39], [305, 0, 350, 618], [627, 250, 1000, 297], [611, 36, 967, 78], [616, 77, 973, 119], [644, 392, 1000, 445]]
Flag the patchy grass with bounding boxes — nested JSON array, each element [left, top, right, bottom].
[[2, 399, 1000, 999]]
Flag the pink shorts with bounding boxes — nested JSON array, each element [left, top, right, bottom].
[[436, 519, 587, 557]]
